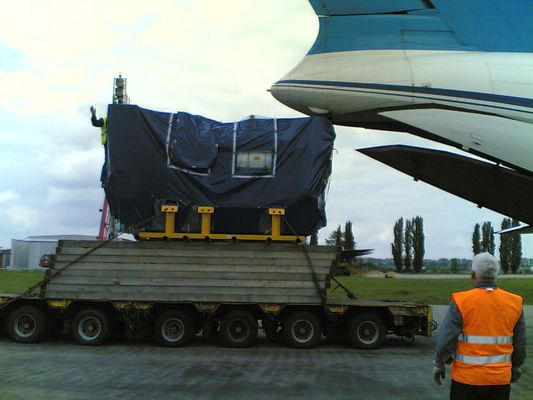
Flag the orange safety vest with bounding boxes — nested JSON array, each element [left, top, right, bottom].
[[451, 287, 522, 385]]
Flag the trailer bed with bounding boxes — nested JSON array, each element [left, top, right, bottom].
[[0, 240, 433, 348]]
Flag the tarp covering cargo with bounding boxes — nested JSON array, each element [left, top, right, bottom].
[[102, 105, 335, 236]]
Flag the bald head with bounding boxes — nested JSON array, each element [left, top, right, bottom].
[[472, 252, 500, 284]]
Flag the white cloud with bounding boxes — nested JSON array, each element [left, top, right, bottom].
[[4, 205, 40, 231], [0, 190, 19, 203], [0, 1, 531, 260], [43, 149, 102, 190]]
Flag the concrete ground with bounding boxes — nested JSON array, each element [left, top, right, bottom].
[[0, 306, 531, 400]]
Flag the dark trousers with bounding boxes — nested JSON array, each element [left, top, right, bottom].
[[451, 380, 510, 400]]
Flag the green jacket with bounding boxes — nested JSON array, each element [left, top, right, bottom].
[[101, 117, 107, 145]]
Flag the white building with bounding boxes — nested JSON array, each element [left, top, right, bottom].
[[9, 235, 98, 270]]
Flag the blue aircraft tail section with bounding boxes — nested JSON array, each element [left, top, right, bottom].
[[308, 0, 533, 54]]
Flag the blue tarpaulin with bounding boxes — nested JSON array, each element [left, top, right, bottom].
[[103, 105, 335, 236]]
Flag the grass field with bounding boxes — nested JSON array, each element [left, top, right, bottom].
[[329, 276, 533, 304], [1, 270, 532, 305], [0, 271, 45, 293]]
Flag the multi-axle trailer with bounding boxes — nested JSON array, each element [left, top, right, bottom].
[[0, 240, 432, 349]]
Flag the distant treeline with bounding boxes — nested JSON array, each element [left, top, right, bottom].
[[360, 257, 533, 271]]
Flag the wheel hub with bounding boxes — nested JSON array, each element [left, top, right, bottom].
[[79, 317, 102, 340], [293, 320, 313, 342], [358, 321, 378, 344], [15, 315, 36, 337], [230, 321, 248, 339], [162, 318, 185, 342]]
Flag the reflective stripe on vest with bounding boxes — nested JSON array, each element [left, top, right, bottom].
[[451, 288, 522, 386], [455, 354, 512, 364], [459, 333, 513, 345], [101, 117, 107, 145]]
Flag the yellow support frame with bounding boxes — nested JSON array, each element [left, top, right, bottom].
[[47, 299, 72, 310], [138, 205, 304, 242]]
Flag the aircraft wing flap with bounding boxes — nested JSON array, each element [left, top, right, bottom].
[[358, 145, 533, 225]]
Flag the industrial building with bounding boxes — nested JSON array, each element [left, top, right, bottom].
[[9, 235, 97, 270], [0, 249, 10, 269]]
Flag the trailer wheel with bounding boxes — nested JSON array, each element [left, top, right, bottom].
[[283, 311, 322, 349], [348, 313, 386, 349], [72, 309, 110, 346], [220, 310, 258, 348], [154, 310, 194, 347], [7, 306, 47, 343]]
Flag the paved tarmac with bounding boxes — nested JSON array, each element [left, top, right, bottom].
[[0, 306, 531, 400]]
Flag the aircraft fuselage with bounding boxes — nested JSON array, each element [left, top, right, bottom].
[[271, 50, 533, 175]]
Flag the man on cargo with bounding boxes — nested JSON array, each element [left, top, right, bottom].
[[90, 106, 110, 185], [433, 252, 526, 400], [90, 106, 107, 145]]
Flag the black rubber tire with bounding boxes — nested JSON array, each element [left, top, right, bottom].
[[220, 310, 258, 348], [153, 310, 194, 347], [7, 306, 47, 343], [71, 309, 110, 346], [348, 313, 386, 349], [283, 311, 322, 349]]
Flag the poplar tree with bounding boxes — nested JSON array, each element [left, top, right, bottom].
[[472, 223, 482, 255], [343, 221, 355, 264], [344, 221, 355, 250], [404, 219, 413, 272], [510, 219, 523, 273], [309, 231, 318, 245], [499, 218, 512, 274], [481, 221, 495, 255], [412, 216, 425, 273], [391, 218, 404, 272]]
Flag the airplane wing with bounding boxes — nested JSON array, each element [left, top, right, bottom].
[[499, 225, 533, 235], [308, 0, 533, 54], [357, 145, 533, 225], [341, 249, 373, 260]]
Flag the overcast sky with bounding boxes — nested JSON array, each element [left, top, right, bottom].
[[1, 0, 531, 259]]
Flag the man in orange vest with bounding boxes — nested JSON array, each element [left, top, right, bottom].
[[433, 252, 526, 399]]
